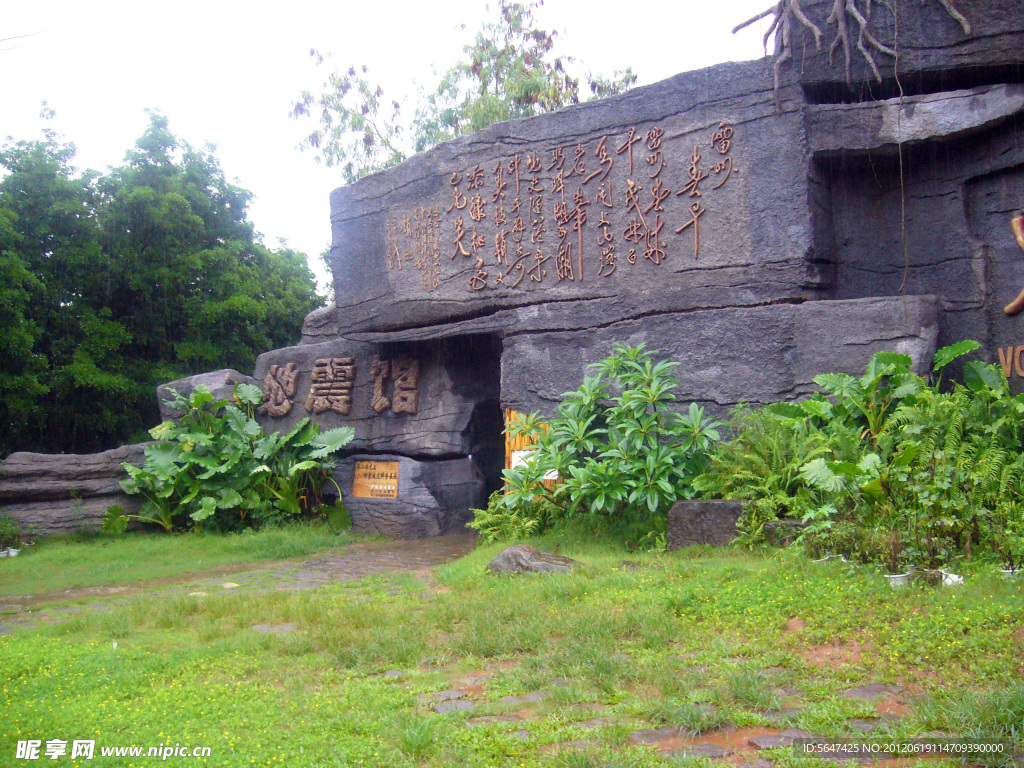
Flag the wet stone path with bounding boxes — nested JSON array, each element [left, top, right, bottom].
[[0, 533, 477, 635]]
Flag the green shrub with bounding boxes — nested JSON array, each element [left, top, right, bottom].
[[105, 384, 354, 533], [693, 404, 832, 543], [702, 339, 1024, 570], [493, 344, 721, 545], [0, 513, 20, 549]]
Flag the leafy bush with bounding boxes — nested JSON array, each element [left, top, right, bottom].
[[0, 514, 20, 549], [699, 339, 1024, 571], [487, 344, 721, 544], [104, 384, 353, 533], [693, 405, 833, 544]]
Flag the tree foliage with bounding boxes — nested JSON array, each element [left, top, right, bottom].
[[0, 114, 323, 457], [292, 0, 637, 183]]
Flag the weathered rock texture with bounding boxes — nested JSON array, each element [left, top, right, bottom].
[[0, 444, 148, 536], [157, 369, 258, 423], [149, 1, 1024, 541], [668, 500, 745, 550], [332, 454, 483, 539], [486, 545, 581, 574]]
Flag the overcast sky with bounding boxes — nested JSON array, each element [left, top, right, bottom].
[[2, 0, 773, 291]]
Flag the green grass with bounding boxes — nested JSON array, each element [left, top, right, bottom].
[[0, 523, 357, 596], [1, 531, 1022, 767]]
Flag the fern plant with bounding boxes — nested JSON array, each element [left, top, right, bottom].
[[693, 405, 832, 544]]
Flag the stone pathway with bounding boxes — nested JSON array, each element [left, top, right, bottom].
[[0, 533, 476, 634]]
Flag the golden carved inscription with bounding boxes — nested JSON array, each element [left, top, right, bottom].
[[383, 120, 741, 290]]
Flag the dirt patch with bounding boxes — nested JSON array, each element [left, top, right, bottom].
[[800, 641, 864, 668], [784, 617, 806, 633], [647, 727, 781, 761]]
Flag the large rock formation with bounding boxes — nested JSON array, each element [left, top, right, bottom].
[[16, 0, 1020, 539], [257, 0, 1023, 537], [0, 444, 148, 537]]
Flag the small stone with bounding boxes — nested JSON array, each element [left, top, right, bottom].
[[670, 743, 734, 759], [569, 703, 606, 712], [467, 715, 523, 726], [847, 715, 899, 733], [577, 718, 611, 729], [749, 734, 793, 750], [556, 740, 601, 750], [780, 728, 815, 742], [501, 691, 549, 705], [630, 727, 681, 744], [512, 730, 531, 741], [221, 582, 240, 589], [487, 545, 581, 575], [419, 689, 467, 705], [189, 592, 208, 597], [762, 707, 803, 724], [839, 683, 904, 700], [433, 700, 473, 714], [382, 670, 406, 678]]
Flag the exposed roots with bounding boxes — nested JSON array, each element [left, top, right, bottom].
[[734, 0, 971, 89], [734, 0, 823, 92]]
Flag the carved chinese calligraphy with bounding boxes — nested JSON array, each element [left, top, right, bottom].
[[384, 119, 741, 290], [673, 122, 740, 259], [385, 207, 442, 291], [305, 358, 357, 416], [259, 363, 300, 417], [370, 356, 421, 415]]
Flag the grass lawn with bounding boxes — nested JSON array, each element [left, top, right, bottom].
[[0, 523, 358, 596], [2, 530, 1022, 767]]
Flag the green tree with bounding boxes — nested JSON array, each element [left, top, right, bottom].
[[0, 115, 324, 456], [292, 0, 636, 183], [0, 208, 47, 455]]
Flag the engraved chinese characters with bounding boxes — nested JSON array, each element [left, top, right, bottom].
[[370, 357, 421, 415], [384, 121, 740, 291], [257, 356, 423, 419], [258, 363, 300, 417], [305, 357, 356, 415], [385, 208, 442, 291]]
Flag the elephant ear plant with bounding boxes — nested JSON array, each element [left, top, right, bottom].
[[104, 384, 354, 533]]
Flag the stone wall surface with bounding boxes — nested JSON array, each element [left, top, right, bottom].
[[332, 454, 483, 539], [0, 444, 148, 536], [780, 0, 1024, 97], [501, 295, 939, 416], [253, 336, 501, 458], [327, 58, 821, 336]]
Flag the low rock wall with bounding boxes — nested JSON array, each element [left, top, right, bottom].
[[0, 444, 148, 537]]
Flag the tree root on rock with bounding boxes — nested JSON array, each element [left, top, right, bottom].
[[734, 0, 971, 90]]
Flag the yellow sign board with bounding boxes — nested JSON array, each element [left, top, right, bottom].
[[353, 461, 399, 499]]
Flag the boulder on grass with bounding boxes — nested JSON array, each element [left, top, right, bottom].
[[487, 545, 580, 575]]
